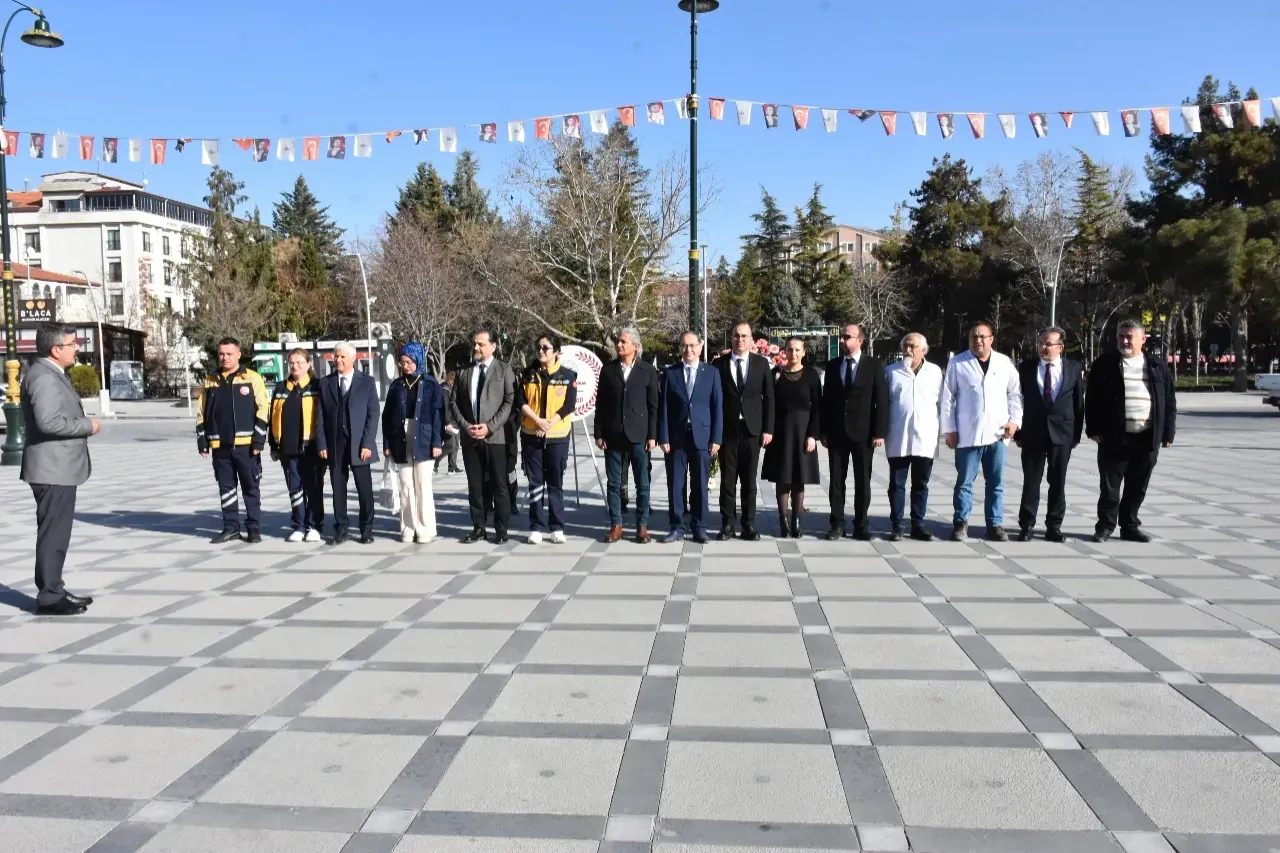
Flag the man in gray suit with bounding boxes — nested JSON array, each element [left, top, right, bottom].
[[20, 324, 100, 616], [449, 328, 516, 543]]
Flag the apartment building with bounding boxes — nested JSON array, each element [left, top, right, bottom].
[[782, 223, 885, 271]]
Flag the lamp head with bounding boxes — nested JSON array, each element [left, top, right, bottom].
[[677, 0, 720, 11], [21, 16, 63, 48]]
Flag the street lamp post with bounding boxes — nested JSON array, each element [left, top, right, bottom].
[[0, 3, 63, 467], [70, 269, 110, 416], [678, 0, 717, 338], [349, 251, 379, 399]]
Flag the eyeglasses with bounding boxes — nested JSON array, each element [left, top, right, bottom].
[[680, 343, 699, 350], [537, 346, 555, 353], [971, 335, 993, 341]]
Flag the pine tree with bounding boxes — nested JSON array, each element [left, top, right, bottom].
[[711, 249, 764, 334], [764, 277, 820, 328], [790, 183, 843, 304], [392, 163, 453, 230], [272, 176, 344, 269], [741, 188, 793, 326], [445, 151, 498, 227]]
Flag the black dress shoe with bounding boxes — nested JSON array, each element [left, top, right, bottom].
[[824, 527, 843, 541], [740, 527, 760, 542], [662, 530, 684, 544], [329, 530, 349, 545], [1091, 530, 1112, 543], [986, 526, 1009, 542], [853, 528, 873, 541], [244, 529, 262, 544], [461, 529, 487, 544], [950, 522, 968, 542], [1016, 528, 1033, 542], [1045, 528, 1065, 543], [1119, 528, 1151, 543], [210, 529, 240, 545], [493, 532, 510, 544], [36, 598, 88, 616], [64, 592, 93, 607], [358, 532, 375, 544], [691, 531, 709, 544], [910, 525, 935, 542], [716, 526, 735, 541], [888, 528, 904, 542]]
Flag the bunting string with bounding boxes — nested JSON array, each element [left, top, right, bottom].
[[1, 95, 1275, 164]]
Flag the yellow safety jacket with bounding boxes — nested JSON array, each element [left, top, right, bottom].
[[519, 361, 577, 441], [196, 366, 270, 452], [268, 374, 320, 453]]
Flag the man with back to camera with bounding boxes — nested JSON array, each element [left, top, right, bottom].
[[820, 323, 888, 540], [20, 323, 100, 615], [940, 322, 1023, 541], [1015, 326, 1084, 542], [196, 337, 270, 544], [1084, 320, 1175, 543], [712, 321, 775, 540], [316, 341, 380, 544]]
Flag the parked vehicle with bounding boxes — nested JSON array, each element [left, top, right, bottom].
[[1257, 374, 1280, 410]]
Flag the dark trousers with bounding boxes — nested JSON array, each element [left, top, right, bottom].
[[887, 456, 933, 528], [667, 433, 710, 534], [30, 483, 75, 606], [606, 442, 652, 528], [1096, 431, 1158, 534], [719, 421, 762, 529], [212, 446, 261, 532], [1019, 443, 1072, 531], [828, 440, 874, 531], [281, 452, 325, 533], [330, 443, 374, 536], [523, 435, 569, 532], [464, 442, 510, 534]]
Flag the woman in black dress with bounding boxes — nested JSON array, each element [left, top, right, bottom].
[[761, 337, 822, 537]]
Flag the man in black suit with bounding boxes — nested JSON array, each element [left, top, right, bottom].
[[595, 326, 660, 543], [449, 328, 518, 543], [820, 323, 888, 540], [712, 322, 775, 540], [1085, 320, 1176, 543], [316, 342, 380, 544], [1015, 327, 1084, 542]]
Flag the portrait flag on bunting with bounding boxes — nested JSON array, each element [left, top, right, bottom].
[[175, 138, 190, 153], [879, 111, 897, 136], [735, 101, 751, 126], [479, 123, 498, 143], [821, 108, 837, 132], [850, 109, 875, 121], [618, 106, 636, 126], [967, 113, 985, 139], [327, 136, 346, 158], [252, 139, 269, 163], [1091, 111, 1111, 136], [4, 130, 18, 156], [997, 114, 1016, 138], [1150, 108, 1171, 136], [411, 129, 428, 145], [1060, 111, 1075, 128], [792, 106, 809, 130], [937, 113, 955, 139], [1120, 109, 1141, 137], [277, 138, 295, 161], [909, 112, 926, 136], [1030, 113, 1048, 138], [440, 128, 457, 153], [1242, 99, 1261, 127], [535, 117, 553, 139], [1211, 103, 1234, 128], [709, 98, 725, 120], [647, 102, 665, 124], [79, 135, 94, 160], [589, 111, 608, 134], [29, 132, 44, 158], [563, 115, 582, 138], [762, 104, 779, 129], [301, 137, 320, 160], [101, 136, 117, 162], [150, 138, 166, 165], [508, 120, 525, 143]]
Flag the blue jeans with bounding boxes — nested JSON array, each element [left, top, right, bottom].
[[522, 435, 569, 533], [606, 443, 651, 528], [887, 456, 933, 527], [953, 442, 1006, 526]]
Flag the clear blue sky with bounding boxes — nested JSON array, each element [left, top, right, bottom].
[[8, 0, 1278, 270]]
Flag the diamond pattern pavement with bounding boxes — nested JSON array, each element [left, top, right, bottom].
[[0, 396, 1279, 852]]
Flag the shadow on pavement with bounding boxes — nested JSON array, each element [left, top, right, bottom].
[[0, 584, 37, 613]]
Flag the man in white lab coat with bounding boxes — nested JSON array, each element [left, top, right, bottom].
[[884, 333, 943, 541], [940, 323, 1023, 542]]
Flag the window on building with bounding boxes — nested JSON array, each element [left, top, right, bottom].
[[162, 235, 170, 255], [48, 199, 80, 212], [163, 261, 173, 286], [108, 261, 122, 283], [23, 232, 40, 252], [106, 229, 121, 251], [109, 293, 124, 315], [29, 260, 40, 269], [165, 297, 173, 312], [142, 232, 151, 252]]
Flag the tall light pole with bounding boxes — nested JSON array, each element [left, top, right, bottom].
[[0, 3, 62, 466], [678, 0, 717, 337], [348, 251, 379, 399], [70, 269, 110, 416]]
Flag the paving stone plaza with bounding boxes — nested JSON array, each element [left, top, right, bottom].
[[1, 394, 1279, 853]]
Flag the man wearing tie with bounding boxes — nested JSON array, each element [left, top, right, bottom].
[[659, 331, 723, 544], [316, 342, 380, 544], [821, 324, 888, 540], [1015, 327, 1084, 542], [712, 322, 775, 540], [449, 328, 518, 543]]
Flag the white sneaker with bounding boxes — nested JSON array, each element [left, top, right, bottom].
[[303, 529, 322, 543], [401, 530, 415, 543], [550, 530, 567, 544], [527, 531, 544, 545], [416, 533, 434, 544], [286, 530, 305, 543]]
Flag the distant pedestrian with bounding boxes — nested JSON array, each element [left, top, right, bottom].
[[21, 323, 100, 615], [268, 348, 325, 542], [436, 372, 461, 475]]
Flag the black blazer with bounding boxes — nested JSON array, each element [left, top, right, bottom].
[[713, 352, 776, 437], [1017, 358, 1085, 448], [1084, 352, 1177, 450], [593, 358, 659, 447], [316, 370, 380, 468], [820, 354, 888, 445]]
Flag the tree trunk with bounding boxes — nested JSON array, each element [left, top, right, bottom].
[[1193, 337, 1201, 386], [1232, 307, 1249, 393]]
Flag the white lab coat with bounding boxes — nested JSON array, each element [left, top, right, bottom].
[[940, 350, 1023, 449], [884, 360, 943, 459]]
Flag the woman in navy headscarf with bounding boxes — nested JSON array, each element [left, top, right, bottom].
[[381, 341, 445, 543]]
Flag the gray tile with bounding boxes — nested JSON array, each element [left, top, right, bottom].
[[376, 736, 466, 810], [406, 811, 605, 840], [832, 745, 902, 824], [652, 818, 858, 849], [608, 740, 667, 816], [904, 827, 1123, 853], [174, 802, 367, 832], [1047, 750, 1159, 832]]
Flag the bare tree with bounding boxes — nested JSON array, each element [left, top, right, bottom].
[[369, 220, 474, 378], [464, 130, 711, 351], [988, 151, 1078, 329], [824, 265, 910, 356], [1185, 295, 1208, 385]]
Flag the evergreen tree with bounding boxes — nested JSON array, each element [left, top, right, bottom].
[[764, 277, 820, 328], [790, 183, 843, 305], [711, 249, 764, 333], [392, 163, 453, 230], [445, 151, 498, 227], [271, 175, 345, 268], [741, 188, 792, 326]]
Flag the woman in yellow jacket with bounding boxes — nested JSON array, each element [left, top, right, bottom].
[[518, 334, 577, 544], [267, 349, 325, 542]]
